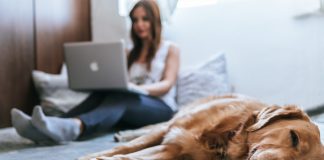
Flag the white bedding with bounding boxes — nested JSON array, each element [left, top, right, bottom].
[[313, 121, 324, 143]]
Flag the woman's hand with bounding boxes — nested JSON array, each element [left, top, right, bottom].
[[128, 82, 149, 95]]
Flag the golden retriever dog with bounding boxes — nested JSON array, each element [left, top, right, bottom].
[[79, 94, 324, 160]]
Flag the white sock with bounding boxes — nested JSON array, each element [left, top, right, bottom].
[[11, 108, 52, 143], [31, 106, 81, 143]]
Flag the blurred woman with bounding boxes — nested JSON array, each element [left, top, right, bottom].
[[11, 0, 180, 143]]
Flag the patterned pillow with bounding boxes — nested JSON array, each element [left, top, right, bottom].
[[32, 65, 89, 115], [176, 52, 232, 107]]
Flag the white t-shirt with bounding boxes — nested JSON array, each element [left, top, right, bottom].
[[128, 41, 177, 111]]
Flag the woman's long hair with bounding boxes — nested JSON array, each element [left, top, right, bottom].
[[128, 0, 162, 71]]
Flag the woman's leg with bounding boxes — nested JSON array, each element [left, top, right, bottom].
[[11, 108, 53, 143], [120, 95, 173, 127], [78, 92, 138, 137], [63, 92, 107, 118], [31, 106, 82, 143], [31, 91, 173, 142], [30, 91, 128, 142], [78, 92, 173, 137], [29, 91, 110, 143]]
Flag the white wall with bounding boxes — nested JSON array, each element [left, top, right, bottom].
[[169, 0, 324, 110], [91, 0, 324, 110], [91, 0, 128, 42]]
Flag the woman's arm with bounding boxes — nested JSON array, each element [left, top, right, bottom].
[[139, 44, 180, 96]]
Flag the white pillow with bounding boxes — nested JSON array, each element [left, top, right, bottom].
[[176, 52, 232, 107], [32, 65, 89, 115]]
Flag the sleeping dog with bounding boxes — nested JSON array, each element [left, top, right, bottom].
[[80, 94, 324, 160]]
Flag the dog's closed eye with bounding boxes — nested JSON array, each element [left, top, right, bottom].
[[290, 130, 299, 148]]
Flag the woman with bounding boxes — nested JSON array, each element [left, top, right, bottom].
[[11, 0, 180, 143]]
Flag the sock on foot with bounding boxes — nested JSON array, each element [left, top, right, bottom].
[[11, 108, 53, 143], [31, 106, 81, 142]]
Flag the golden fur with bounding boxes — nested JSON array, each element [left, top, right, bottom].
[[79, 94, 324, 160]]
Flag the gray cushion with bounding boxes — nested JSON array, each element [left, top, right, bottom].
[[176, 52, 232, 107], [32, 65, 89, 115]]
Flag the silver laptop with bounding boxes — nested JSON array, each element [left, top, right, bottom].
[[64, 41, 147, 94]]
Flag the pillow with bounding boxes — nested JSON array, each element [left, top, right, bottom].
[[176, 52, 232, 107], [32, 65, 89, 115]]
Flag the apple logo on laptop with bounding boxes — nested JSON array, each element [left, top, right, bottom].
[[89, 61, 99, 72]]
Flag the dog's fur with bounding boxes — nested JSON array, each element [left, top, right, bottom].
[[80, 94, 324, 160]]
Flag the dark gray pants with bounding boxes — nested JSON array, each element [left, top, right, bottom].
[[63, 91, 173, 137]]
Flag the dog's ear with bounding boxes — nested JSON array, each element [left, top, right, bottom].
[[199, 115, 245, 151], [247, 105, 310, 132]]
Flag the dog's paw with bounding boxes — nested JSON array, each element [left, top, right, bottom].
[[114, 131, 135, 142]]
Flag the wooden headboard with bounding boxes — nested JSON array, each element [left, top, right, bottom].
[[0, 0, 91, 128]]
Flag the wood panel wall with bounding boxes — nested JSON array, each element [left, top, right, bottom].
[[0, 0, 36, 128], [0, 0, 91, 128], [35, 0, 91, 73]]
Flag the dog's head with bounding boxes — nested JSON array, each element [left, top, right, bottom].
[[246, 105, 324, 160]]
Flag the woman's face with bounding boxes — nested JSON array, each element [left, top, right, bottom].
[[132, 6, 151, 40]]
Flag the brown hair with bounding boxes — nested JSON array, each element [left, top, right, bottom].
[[128, 0, 162, 71]]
